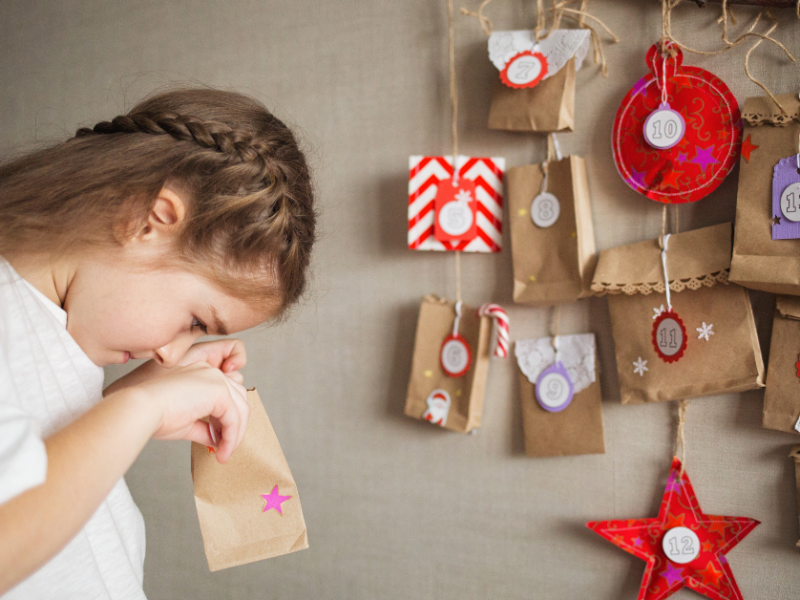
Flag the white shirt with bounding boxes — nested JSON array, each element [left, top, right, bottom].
[[0, 256, 146, 599]]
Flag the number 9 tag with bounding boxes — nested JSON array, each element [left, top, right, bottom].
[[535, 361, 574, 412]]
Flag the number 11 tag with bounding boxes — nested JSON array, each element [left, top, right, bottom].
[[771, 154, 800, 240], [652, 308, 687, 364]]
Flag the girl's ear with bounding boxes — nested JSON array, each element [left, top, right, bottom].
[[129, 186, 187, 242]]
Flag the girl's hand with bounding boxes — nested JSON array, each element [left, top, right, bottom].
[[132, 362, 250, 463], [177, 339, 247, 384]]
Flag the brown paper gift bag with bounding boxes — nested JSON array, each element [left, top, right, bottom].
[[729, 93, 800, 295], [790, 447, 800, 547], [508, 155, 596, 306], [515, 334, 605, 457], [763, 296, 800, 434], [488, 59, 576, 133], [192, 389, 308, 571], [592, 223, 764, 404], [404, 295, 491, 433]]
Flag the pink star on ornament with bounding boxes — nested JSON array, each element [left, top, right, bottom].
[[663, 563, 684, 586], [261, 485, 292, 515], [691, 146, 720, 171], [675, 152, 689, 163]]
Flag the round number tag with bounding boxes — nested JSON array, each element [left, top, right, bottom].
[[438, 200, 474, 236], [781, 182, 800, 222], [531, 192, 560, 228], [535, 362, 574, 412], [661, 526, 700, 565], [643, 102, 686, 150], [500, 50, 549, 89], [440, 334, 472, 378], [652, 308, 688, 363]]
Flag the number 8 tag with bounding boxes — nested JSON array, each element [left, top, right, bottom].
[[652, 308, 687, 364]]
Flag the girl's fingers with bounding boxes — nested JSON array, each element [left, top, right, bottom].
[[225, 370, 244, 384], [221, 339, 247, 373], [185, 419, 215, 447], [209, 380, 248, 463]]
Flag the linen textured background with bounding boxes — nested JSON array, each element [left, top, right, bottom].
[[1, 1, 799, 598]]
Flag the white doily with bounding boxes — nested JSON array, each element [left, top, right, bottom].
[[514, 333, 596, 393], [488, 29, 591, 79]]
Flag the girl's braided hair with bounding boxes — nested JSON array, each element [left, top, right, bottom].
[[0, 88, 315, 312]]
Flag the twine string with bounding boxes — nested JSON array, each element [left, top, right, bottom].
[[453, 300, 463, 336], [661, 233, 673, 311], [675, 399, 688, 475], [551, 304, 562, 363], [448, 0, 464, 304]]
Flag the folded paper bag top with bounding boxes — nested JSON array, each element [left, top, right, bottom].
[[191, 388, 308, 571]]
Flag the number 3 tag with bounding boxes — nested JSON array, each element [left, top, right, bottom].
[[652, 308, 687, 363], [535, 361, 574, 412]]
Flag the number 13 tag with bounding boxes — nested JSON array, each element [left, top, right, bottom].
[[771, 154, 800, 240], [652, 308, 687, 364]]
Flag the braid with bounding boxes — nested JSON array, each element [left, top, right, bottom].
[[62, 88, 316, 309]]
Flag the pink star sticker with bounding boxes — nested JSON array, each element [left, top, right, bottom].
[[690, 146, 719, 171], [261, 485, 292, 515]]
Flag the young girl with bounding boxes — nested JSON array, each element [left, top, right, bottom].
[[0, 88, 315, 597]]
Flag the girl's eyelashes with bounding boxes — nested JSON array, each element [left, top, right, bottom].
[[191, 316, 209, 334]]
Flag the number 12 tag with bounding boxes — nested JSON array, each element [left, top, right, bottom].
[[771, 154, 800, 240], [652, 308, 687, 364]]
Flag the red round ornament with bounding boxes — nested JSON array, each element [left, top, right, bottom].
[[612, 42, 741, 204]]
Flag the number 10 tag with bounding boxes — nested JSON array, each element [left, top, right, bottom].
[[643, 102, 685, 150]]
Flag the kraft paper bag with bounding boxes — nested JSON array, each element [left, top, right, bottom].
[[487, 58, 576, 133], [592, 223, 764, 404], [515, 335, 605, 457], [508, 155, 596, 306], [763, 296, 800, 434], [192, 389, 308, 571], [791, 446, 800, 547], [404, 295, 491, 433], [729, 93, 800, 295]]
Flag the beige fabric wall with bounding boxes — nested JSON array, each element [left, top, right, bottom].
[[1, 1, 799, 598]]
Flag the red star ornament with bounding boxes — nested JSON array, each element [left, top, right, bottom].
[[586, 458, 759, 600], [740, 135, 758, 163]]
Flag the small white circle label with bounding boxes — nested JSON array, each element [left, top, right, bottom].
[[537, 372, 571, 409], [780, 182, 800, 222], [531, 192, 560, 228], [438, 201, 473, 236], [506, 54, 544, 86], [662, 527, 700, 564], [441, 338, 469, 375], [644, 105, 685, 150], [656, 318, 684, 357]]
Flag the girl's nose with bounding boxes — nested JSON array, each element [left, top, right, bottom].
[[154, 334, 195, 368]]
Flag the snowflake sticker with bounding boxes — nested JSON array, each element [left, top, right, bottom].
[[652, 305, 665, 320], [633, 357, 648, 377], [455, 188, 473, 203], [696, 322, 714, 341]]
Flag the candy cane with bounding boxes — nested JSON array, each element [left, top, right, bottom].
[[478, 304, 510, 358]]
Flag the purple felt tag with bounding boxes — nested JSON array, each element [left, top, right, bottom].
[[771, 154, 800, 240], [535, 361, 574, 413]]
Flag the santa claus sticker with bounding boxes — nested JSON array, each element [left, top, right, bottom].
[[422, 390, 451, 427]]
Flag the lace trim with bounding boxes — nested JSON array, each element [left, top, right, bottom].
[[742, 111, 800, 128], [591, 269, 729, 296]]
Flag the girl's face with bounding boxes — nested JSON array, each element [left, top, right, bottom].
[[62, 188, 277, 368], [65, 256, 272, 367]]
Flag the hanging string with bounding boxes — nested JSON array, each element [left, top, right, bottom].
[[447, 0, 464, 304], [550, 304, 562, 356], [660, 233, 673, 311], [659, 0, 796, 117], [453, 300, 464, 336], [460, 0, 495, 35], [552, 1, 620, 76], [675, 399, 687, 475]]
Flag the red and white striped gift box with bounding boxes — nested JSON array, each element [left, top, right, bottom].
[[408, 156, 505, 252]]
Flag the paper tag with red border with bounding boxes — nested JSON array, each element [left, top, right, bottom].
[[652, 308, 687, 363], [440, 333, 472, 377], [434, 179, 478, 244], [500, 50, 548, 89]]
